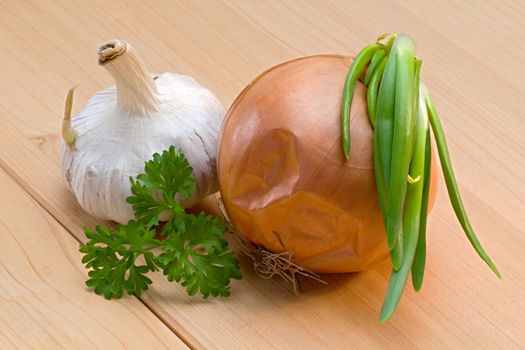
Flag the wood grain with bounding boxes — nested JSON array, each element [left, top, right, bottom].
[[0, 168, 187, 349], [0, 0, 524, 349]]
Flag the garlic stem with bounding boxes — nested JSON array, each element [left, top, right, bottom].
[[62, 86, 78, 148], [98, 39, 160, 115]]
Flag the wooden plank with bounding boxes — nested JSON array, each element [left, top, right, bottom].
[[0, 0, 524, 348], [0, 72, 523, 348], [0, 169, 188, 349], [1, 0, 524, 231]]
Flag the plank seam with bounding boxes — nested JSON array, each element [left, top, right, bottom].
[[0, 156, 198, 350]]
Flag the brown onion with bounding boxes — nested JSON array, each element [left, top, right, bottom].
[[218, 55, 437, 273]]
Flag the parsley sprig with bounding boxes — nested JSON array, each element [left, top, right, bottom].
[[80, 146, 242, 299]]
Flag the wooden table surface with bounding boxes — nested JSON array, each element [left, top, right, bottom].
[[1, 0, 524, 349]]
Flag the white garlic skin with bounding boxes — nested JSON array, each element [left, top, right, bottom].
[[61, 72, 224, 224]]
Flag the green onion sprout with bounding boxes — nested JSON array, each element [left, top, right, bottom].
[[341, 33, 501, 322]]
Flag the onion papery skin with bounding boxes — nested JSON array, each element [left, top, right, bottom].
[[218, 55, 437, 273]]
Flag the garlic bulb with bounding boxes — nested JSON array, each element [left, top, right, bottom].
[[61, 39, 224, 224]]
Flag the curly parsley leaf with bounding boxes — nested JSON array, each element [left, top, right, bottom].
[[80, 146, 241, 300], [127, 147, 194, 227], [160, 213, 242, 297], [79, 222, 159, 299]]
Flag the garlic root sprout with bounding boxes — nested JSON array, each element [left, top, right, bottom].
[[61, 39, 224, 224], [62, 85, 78, 148]]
